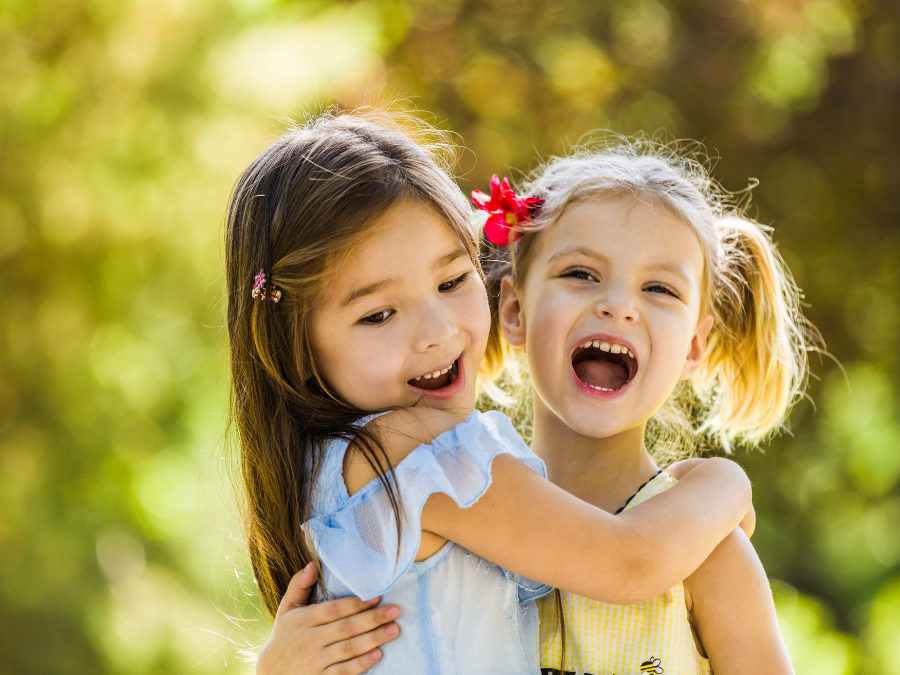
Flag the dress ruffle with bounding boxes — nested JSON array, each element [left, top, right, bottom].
[[302, 410, 547, 600]]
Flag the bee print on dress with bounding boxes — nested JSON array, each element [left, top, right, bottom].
[[640, 656, 664, 674]]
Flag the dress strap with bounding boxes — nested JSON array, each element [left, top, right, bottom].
[[614, 469, 664, 515]]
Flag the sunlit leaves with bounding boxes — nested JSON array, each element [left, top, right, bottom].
[[822, 364, 900, 497], [863, 578, 900, 672], [2, 0, 899, 673], [774, 581, 859, 675]]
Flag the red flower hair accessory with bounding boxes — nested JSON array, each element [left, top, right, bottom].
[[472, 175, 543, 246]]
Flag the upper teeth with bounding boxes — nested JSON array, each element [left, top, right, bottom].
[[578, 340, 634, 358], [415, 365, 453, 381]]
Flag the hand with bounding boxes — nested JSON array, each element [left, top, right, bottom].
[[256, 563, 401, 675], [666, 458, 756, 538], [663, 457, 707, 481]]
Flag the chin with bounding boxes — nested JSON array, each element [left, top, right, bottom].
[[553, 405, 626, 439], [574, 418, 629, 440]]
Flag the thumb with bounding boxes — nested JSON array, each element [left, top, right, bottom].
[[276, 562, 318, 618], [739, 502, 756, 539], [665, 458, 707, 481]]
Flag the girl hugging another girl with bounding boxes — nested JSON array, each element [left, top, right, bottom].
[[225, 108, 811, 675]]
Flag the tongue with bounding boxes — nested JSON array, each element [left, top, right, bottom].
[[574, 359, 629, 390], [412, 371, 451, 390]]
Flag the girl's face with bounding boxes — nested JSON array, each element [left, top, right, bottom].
[[310, 199, 490, 414], [500, 196, 712, 439]]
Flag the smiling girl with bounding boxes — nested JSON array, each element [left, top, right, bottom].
[[227, 111, 754, 675], [477, 144, 808, 674]]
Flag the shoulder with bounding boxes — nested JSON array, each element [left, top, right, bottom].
[[343, 407, 467, 496]]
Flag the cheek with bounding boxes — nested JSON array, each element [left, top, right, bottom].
[[458, 279, 492, 350], [329, 335, 408, 409], [646, 309, 697, 377], [313, 323, 400, 402], [473, 305, 491, 353], [523, 289, 573, 379], [356, 328, 409, 377], [309, 319, 339, 383], [526, 288, 573, 345]]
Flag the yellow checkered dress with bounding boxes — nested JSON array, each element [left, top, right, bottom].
[[538, 473, 712, 675]]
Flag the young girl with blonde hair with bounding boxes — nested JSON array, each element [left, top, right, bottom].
[[478, 141, 811, 674], [226, 110, 754, 675], [293, 136, 813, 674]]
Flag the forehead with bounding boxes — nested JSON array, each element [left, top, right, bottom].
[[537, 196, 705, 274], [322, 200, 468, 304], [349, 199, 463, 265]]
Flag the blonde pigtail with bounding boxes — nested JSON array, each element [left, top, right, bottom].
[[696, 215, 812, 450]]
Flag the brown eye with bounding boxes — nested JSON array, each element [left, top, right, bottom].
[[562, 268, 598, 282], [361, 309, 394, 325], [645, 284, 678, 298], [439, 272, 469, 292]]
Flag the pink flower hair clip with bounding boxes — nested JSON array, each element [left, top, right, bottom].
[[251, 269, 281, 303], [471, 175, 543, 246]]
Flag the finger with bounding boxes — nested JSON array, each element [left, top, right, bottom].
[[739, 503, 756, 538], [303, 594, 384, 628], [665, 458, 706, 480], [317, 604, 401, 645], [322, 622, 400, 673], [323, 648, 385, 675], [276, 562, 318, 618]]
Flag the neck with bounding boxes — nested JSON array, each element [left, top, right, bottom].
[[530, 391, 659, 513]]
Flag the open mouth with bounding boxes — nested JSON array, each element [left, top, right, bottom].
[[408, 358, 460, 391], [572, 339, 638, 392]]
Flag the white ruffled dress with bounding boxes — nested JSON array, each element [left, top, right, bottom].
[[302, 410, 552, 674]]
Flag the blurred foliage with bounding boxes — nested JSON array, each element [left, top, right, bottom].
[[1, 0, 898, 672]]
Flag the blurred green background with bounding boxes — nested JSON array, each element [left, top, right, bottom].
[[1, 0, 898, 672]]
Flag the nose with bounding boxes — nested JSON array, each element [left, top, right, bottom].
[[594, 282, 638, 324], [412, 299, 458, 352]]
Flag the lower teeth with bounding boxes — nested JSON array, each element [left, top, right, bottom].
[[589, 385, 616, 392]]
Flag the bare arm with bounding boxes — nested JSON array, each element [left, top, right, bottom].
[[667, 458, 756, 537], [422, 453, 751, 605], [684, 530, 794, 675], [346, 409, 751, 606]]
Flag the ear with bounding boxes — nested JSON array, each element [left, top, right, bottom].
[[499, 276, 527, 349], [681, 315, 713, 380]]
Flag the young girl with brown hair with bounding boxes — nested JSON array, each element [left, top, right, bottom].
[[226, 111, 754, 674]]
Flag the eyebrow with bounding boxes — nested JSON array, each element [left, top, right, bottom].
[[340, 246, 469, 308], [435, 247, 469, 269], [341, 278, 398, 307], [547, 246, 695, 289], [645, 261, 695, 289], [546, 246, 606, 267]]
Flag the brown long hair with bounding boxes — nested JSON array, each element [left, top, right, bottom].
[[225, 107, 477, 617]]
